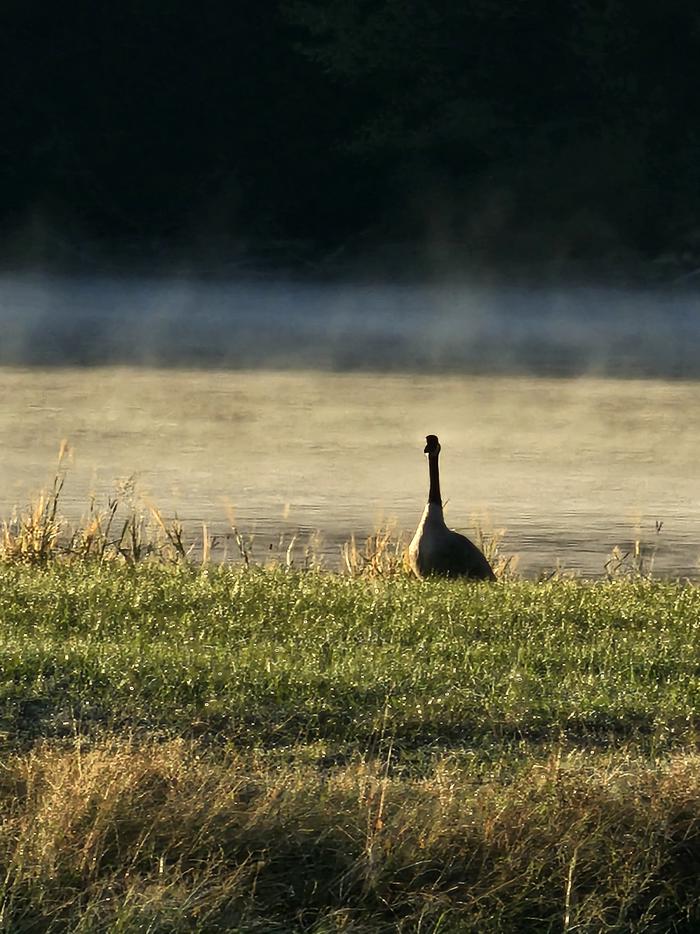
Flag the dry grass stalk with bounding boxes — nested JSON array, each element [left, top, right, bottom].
[[605, 520, 664, 579], [149, 505, 191, 563], [67, 494, 120, 560], [341, 524, 409, 578], [201, 522, 218, 567], [230, 526, 252, 568]]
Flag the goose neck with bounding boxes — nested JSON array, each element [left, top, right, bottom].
[[428, 454, 442, 505]]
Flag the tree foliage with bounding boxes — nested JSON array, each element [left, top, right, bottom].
[[3, 0, 700, 262]]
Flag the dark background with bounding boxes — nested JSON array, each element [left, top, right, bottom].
[[3, 1, 700, 274]]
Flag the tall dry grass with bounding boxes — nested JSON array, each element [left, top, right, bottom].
[[0, 450, 522, 579], [1, 738, 700, 931], [0, 445, 192, 567], [341, 524, 410, 578], [0, 442, 68, 564]]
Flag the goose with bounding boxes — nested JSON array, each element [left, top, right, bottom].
[[408, 434, 496, 581]]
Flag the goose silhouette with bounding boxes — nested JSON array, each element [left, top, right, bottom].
[[408, 435, 496, 581]]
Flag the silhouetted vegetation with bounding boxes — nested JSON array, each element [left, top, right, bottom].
[[4, 1, 700, 268]]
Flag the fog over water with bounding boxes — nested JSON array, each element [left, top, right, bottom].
[[1, 273, 699, 376], [1, 273, 699, 577]]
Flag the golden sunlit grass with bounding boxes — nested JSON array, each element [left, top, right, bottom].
[[0, 447, 222, 569], [0, 442, 68, 564], [2, 737, 700, 931], [341, 524, 410, 578]]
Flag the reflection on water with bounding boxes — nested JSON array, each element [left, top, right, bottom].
[[1, 368, 698, 577]]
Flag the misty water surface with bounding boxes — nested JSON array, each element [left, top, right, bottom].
[[0, 274, 698, 577], [1, 272, 700, 376]]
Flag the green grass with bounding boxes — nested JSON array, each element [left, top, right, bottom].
[[3, 564, 700, 931], [1, 563, 700, 750]]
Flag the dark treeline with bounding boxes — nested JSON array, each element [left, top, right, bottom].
[[4, 1, 700, 269]]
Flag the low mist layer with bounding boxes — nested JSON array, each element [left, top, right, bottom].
[[1, 273, 699, 377]]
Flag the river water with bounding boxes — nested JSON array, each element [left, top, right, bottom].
[[1, 274, 698, 577], [1, 367, 698, 578]]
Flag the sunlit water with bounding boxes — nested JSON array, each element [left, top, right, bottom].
[[1, 367, 698, 577]]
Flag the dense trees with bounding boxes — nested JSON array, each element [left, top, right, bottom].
[[3, 1, 700, 264]]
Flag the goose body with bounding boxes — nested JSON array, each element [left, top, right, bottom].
[[408, 435, 496, 581]]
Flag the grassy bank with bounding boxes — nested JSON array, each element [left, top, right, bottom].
[[2, 564, 700, 749], [2, 564, 700, 930]]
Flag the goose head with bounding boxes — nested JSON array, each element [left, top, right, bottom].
[[424, 434, 441, 456]]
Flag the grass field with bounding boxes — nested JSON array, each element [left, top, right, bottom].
[[2, 563, 700, 930]]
